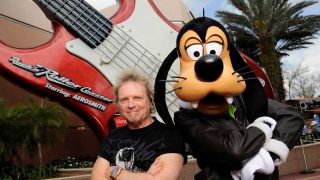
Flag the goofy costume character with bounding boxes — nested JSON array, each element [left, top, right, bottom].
[[155, 17, 304, 180]]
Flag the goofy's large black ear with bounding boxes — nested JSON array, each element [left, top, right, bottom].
[[229, 45, 268, 121], [154, 48, 178, 128]]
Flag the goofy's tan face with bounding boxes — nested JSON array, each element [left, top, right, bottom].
[[175, 25, 246, 115]]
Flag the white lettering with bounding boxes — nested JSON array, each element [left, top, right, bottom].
[[72, 95, 106, 111], [45, 83, 71, 98], [9, 57, 111, 108]]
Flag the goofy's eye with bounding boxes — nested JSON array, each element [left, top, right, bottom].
[[206, 42, 223, 56], [186, 44, 203, 61]]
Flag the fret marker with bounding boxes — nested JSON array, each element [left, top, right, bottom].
[[100, 56, 111, 64]]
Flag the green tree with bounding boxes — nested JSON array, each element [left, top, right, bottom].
[[216, 0, 320, 101], [0, 98, 68, 178], [0, 99, 30, 165], [17, 98, 67, 176]]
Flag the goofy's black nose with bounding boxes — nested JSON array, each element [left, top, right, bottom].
[[195, 54, 223, 82]]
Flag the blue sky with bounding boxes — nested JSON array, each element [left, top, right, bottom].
[[181, 0, 320, 75]]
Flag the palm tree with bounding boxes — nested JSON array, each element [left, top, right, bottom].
[[0, 99, 31, 165], [216, 0, 320, 101], [0, 98, 68, 178], [9, 98, 68, 177]]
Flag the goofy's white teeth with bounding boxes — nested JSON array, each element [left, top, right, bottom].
[[225, 97, 234, 104], [191, 102, 199, 109]]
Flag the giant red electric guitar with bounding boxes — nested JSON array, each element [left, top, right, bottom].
[[0, 0, 274, 138]]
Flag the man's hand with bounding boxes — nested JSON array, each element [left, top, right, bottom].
[[117, 153, 183, 180], [91, 157, 112, 180], [106, 160, 163, 179]]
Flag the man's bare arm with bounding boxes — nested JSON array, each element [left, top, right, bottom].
[[108, 153, 184, 180], [91, 156, 111, 180]]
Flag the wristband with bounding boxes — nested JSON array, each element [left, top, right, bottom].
[[109, 166, 122, 179]]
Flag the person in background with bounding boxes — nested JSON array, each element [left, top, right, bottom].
[[302, 124, 308, 135], [309, 121, 320, 139], [304, 114, 320, 139], [91, 69, 186, 180], [314, 114, 320, 129]]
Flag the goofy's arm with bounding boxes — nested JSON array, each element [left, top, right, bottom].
[[174, 109, 273, 170], [264, 99, 304, 165]]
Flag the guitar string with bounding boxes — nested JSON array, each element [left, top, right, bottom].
[[48, 0, 167, 77], [57, 0, 159, 70], [44, 0, 143, 73], [63, 0, 179, 77], [41, 0, 179, 110]]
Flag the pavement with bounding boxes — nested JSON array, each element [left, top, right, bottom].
[[45, 166, 320, 180], [280, 168, 320, 180]]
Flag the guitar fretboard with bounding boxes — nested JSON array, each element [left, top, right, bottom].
[[35, 0, 112, 48]]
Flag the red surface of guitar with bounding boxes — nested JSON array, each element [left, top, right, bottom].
[[241, 53, 275, 99]]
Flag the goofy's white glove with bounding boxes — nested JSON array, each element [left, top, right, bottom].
[[254, 116, 277, 131], [231, 148, 274, 180], [247, 116, 277, 142]]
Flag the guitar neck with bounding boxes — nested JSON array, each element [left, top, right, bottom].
[[34, 0, 112, 48]]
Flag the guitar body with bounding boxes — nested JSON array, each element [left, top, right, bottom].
[[0, 0, 180, 138]]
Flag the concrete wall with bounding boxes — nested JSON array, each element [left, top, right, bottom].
[[18, 129, 101, 166], [279, 142, 320, 175]]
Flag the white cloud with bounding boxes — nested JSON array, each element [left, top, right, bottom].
[[181, 0, 224, 18], [216, 1, 240, 15], [282, 35, 320, 75], [282, 1, 320, 75]]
